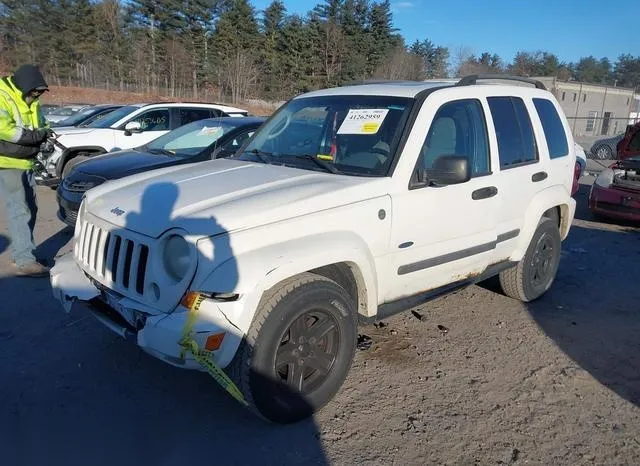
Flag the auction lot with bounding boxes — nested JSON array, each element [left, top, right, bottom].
[[1, 174, 639, 465]]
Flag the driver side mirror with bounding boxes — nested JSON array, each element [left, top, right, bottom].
[[415, 155, 471, 187], [124, 121, 142, 136]]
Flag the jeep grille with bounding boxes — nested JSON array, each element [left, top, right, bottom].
[[74, 219, 150, 296]]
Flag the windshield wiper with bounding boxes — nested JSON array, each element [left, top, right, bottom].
[[147, 148, 174, 156], [244, 149, 273, 164], [288, 154, 343, 175]]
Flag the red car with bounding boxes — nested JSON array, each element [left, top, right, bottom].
[[589, 122, 640, 222]]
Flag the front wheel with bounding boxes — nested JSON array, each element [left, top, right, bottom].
[[499, 217, 562, 302], [229, 273, 357, 424]]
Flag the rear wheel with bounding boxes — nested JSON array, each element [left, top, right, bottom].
[[499, 217, 561, 302], [593, 145, 612, 160], [229, 273, 357, 424]]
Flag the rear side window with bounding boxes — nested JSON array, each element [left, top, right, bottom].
[[179, 108, 218, 126], [130, 108, 170, 131], [488, 97, 538, 168], [533, 98, 569, 159]]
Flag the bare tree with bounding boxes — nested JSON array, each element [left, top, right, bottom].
[[320, 22, 343, 86], [374, 46, 423, 80], [95, 0, 125, 90], [221, 50, 259, 104], [449, 45, 474, 77]]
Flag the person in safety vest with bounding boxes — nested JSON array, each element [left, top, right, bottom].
[[0, 64, 53, 277]]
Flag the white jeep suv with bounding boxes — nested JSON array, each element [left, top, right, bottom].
[[50, 75, 577, 424], [37, 102, 248, 185]]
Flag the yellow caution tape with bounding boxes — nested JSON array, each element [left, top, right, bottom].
[[178, 293, 248, 406]]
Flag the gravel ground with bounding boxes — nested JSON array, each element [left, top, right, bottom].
[[0, 176, 639, 466]]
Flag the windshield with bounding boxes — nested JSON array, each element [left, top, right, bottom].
[[78, 109, 117, 127], [87, 105, 139, 128], [145, 119, 238, 157], [238, 95, 413, 176], [56, 107, 103, 126], [51, 106, 81, 116]]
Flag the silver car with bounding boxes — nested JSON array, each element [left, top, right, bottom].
[[45, 104, 92, 123], [590, 132, 624, 160]]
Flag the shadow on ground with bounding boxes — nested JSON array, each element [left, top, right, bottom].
[[0, 182, 327, 466], [35, 226, 74, 264], [478, 184, 640, 409], [528, 182, 639, 408], [526, 221, 640, 408]]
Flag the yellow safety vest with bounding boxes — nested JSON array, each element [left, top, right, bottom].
[[0, 76, 45, 170]]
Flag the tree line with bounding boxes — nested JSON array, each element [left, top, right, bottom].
[[0, 0, 638, 104]]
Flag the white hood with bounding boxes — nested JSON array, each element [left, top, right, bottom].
[[56, 128, 116, 148], [84, 159, 385, 238], [53, 127, 99, 137]]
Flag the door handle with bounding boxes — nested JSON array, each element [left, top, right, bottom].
[[532, 171, 548, 182], [472, 186, 498, 200]]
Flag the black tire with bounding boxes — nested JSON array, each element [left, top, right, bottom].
[[499, 217, 561, 302], [61, 154, 90, 179], [228, 272, 357, 424]]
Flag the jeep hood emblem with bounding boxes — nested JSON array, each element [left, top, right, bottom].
[[110, 207, 125, 216]]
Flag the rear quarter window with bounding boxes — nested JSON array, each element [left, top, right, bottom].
[[533, 98, 569, 159], [487, 96, 538, 169]]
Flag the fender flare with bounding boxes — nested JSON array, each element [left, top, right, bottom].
[[511, 185, 575, 261], [192, 231, 379, 334], [55, 146, 107, 177]]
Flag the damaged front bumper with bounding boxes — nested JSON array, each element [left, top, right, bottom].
[[50, 252, 244, 370]]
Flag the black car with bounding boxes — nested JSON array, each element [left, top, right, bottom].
[[50, 104, 123, 128], [57, 116, 266, 226]]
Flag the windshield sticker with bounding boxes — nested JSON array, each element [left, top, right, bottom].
[[317, 154, 334, 161], [337, 109, 389, 135], [198, 126, 224, 138]]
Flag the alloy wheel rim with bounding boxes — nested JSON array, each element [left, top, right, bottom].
[[274, 310, 340, 394], [530, 232, 555, 288]]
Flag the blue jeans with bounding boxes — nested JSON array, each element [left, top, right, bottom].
[[0, 169, 37, 266]]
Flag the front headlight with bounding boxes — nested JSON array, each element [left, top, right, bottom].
[[163, 234, 191, 281], [63, 178, 101, 192]]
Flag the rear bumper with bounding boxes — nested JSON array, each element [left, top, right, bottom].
[[50, 253, 244, 369], [589, 183, 640, 222]]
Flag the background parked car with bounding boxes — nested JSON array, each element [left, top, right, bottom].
[[45, 104, 92, 123], [56, 116, 265, 226], [589, 124, 640, 222], [616, 122, 640, 160], [575, 142, 587, 178], [37, 101, 250, 186], [589, 132, 625, 160], [40, 103, 60, 115], [50, 104, 123, 128]]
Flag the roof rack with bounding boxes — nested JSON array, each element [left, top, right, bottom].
[[342, 79, 424, 86], [456, 74, 546, 90]]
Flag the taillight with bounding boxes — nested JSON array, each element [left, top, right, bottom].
[[571, 161, 580, 196]]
